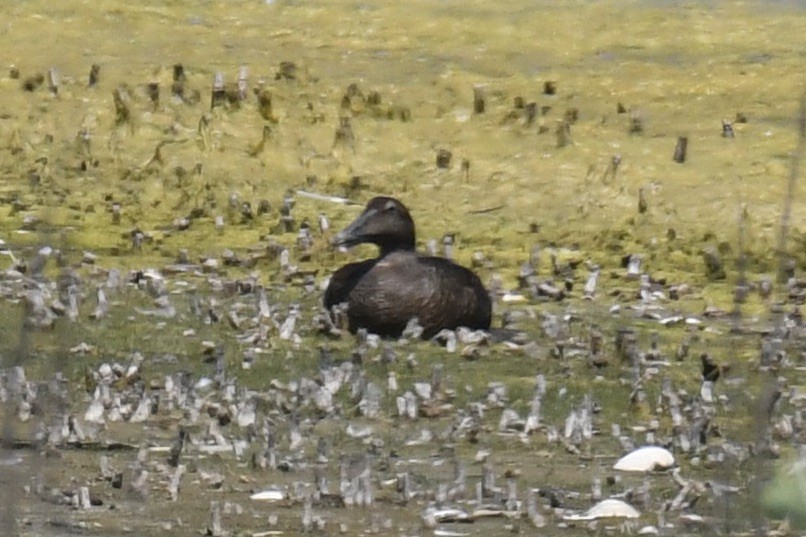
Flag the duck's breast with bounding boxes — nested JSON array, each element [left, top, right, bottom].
[[324, 258, 377, 311]]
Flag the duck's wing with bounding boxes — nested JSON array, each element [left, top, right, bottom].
[[345, 253, 491, 337], [324, 258, 377, 310], [417, 256, 492, 331]]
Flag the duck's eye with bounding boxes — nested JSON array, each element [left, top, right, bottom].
[[383, 201, 396, 212]]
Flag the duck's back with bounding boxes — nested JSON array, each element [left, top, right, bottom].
[[327, 251, 491, 338]]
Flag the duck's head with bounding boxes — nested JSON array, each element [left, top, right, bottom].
[[332, 196, 415, 255]]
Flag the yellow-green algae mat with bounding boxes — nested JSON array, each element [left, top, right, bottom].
[[1, 0, 804, 284]]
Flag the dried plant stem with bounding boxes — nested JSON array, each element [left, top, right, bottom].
[[732, 196, 747, 324], [777, 93, 806, 283]]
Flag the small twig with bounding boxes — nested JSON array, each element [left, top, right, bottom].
[[468, 204, 505, 215], [295, 190, 358, 205]]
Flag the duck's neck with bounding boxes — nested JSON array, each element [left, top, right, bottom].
[[378, 237, 415, 257]]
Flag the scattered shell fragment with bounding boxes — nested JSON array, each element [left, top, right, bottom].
[[434, 530, 469, 537], [422, 506, 470, 526]]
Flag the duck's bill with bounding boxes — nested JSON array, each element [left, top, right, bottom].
[[330, 208, 376, 248], [331, 231, 358, 248]]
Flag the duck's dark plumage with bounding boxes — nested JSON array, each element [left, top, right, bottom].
[[325, 197, 492, 338]]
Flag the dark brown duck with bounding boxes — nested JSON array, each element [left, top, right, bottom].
[[324, 196, 492, 338]]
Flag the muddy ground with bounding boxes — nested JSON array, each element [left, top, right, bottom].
[[1, 0, 805, 535]]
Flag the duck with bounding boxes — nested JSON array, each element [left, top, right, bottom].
[[324, 196, 492, 338]]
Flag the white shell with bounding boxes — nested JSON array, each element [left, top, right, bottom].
[[501, 292, 527, 303], [613, 446, 675, 472], [564, 499, 641, 521], [250, 488, 285, 501]]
